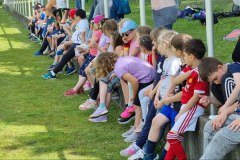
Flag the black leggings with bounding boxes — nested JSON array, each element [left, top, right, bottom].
[[53, 45, 75, 74], [39, 38, 49, 53], [89, 79, 99, 101]]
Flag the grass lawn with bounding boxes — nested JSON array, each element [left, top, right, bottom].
[[0, 0, 239, 159]]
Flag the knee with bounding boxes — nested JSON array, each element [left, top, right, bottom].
[[204, 120, 213, 134], [152, 116, 161, 129]]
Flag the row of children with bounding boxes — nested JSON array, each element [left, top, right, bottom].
[[30, 4, 240, 159]]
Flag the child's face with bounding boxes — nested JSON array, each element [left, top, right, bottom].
[[122, 29, 135, 42], [74, 15, 80, 22], [152, 41, 157, 48], [140, 45, 145, 53], [183, 51, 193, 66], [207, 65, 224, 84], [172, 47, 183, 58]]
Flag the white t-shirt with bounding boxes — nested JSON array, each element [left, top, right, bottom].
[[56, 0, 67, 9], [72, 19, 89, 44], [159, 56, 182, 98]]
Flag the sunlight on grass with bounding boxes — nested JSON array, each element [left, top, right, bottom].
[[2, 28, 21, 35], [0, 64, 33, 76]]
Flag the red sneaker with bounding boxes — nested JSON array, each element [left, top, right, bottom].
[[64, 88, 84, 96]]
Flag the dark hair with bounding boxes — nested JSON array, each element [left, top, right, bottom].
[[75, 9, 86, 19], [140, 35, 153, 51], [198, 57, 223, 82], [136, 26, 152, 36], [150, 26, 165, 41], [171, 34, 192, 51], [111, 31, 124, 50], [183, 39, 206, 59]]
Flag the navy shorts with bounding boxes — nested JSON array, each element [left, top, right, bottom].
[[79, 54, 95, 77], [160, 104, 178, 127]]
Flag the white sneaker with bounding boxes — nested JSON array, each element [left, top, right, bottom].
[[124, 132, 139, 143], [122, 126, 135, 138], [128, 149, 144, 160]]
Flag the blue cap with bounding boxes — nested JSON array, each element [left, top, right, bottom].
[[120, 20, 138, 34]]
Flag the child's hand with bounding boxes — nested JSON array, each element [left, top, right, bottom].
[[164, 97, 172, 106], [154, 96, 159, 107], [109, 73, 116, 80], [199, 95, 210, 107], [175, 113, 182, 122], [212, 113, 228, 130], [228, 118, 240, 131], [143, 88, 150, 97], [155, 99, 165, 109]]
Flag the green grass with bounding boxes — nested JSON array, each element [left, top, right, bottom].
[[0, 0, 240, 159]]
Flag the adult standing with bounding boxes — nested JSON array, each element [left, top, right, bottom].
[[151, 0, 178, 29], [76, 0, 82, 9]]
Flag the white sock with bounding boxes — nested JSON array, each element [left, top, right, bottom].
[[89, 98, 96, 104], [50, 71, 56, 76]]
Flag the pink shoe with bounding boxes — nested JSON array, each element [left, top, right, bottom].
[[79, 99, 96, 110], [120, 106, 135, 119], [64, 88, 84, 96]]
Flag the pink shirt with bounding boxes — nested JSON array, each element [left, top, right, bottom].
[[129, 39, 140, 57], [89, 30, 103, 56]]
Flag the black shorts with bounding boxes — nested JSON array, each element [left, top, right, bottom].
[[134, 81, 153, 106]]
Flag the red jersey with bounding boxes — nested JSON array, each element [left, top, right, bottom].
[[181, 68, 209, 107], [147, 53, 159, 65]]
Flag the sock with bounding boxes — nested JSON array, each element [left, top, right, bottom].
[[159, 149, 167, 160], [167, 132, 186, 160], [133, 142, 141, 151], [145, 140, 157, 154], [128, 101, 133, 107], [164, 147, 175, 160], [50, 70, 56, 76], [99, 102, 106, 108]]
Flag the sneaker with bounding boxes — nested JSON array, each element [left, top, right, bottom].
[[128, 149, 144, 160], [135, 121, 145, 133], [124, 132, 139, 143], [121, 106, 136, 119], [118, 113, 135, 125], [83, 81, 92, 91], [120, 143, 140, 157], [89, 106, 108, 118], [143, 153, 159, 160], [88, 115, 107, 123], [111, 91, 119, 100], [64, 88, 84, 96], [42, 72, 56, 80], [79, 99, 97, 110], [46, 64, 56, 71], [122, 126, 136, 138], [34, 51, 43, 56], [66, 67, 76, 75]]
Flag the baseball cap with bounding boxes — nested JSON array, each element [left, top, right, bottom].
[[93, 15, 104, 23], [68, 9, 77, 19], [120, 20, 138, 34]]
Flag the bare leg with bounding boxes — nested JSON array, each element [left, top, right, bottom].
[[72, 75, 87, 91], [84, 65, 94, 87], [133, 106, 142, 128], [120, 79, 129, 105]]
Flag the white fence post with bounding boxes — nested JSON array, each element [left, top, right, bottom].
[[28, 0, 31, 17], [81, 0, 85, 10], [32, 0, 35, 16], [104, 0, 109, 18], [140, 0, 146, 25], [24, 0, 27, 16], [205, 0, 217, 115], [66, 0, 69, 8]]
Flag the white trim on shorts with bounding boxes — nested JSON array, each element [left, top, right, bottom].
[[171, 104, 204, 134]]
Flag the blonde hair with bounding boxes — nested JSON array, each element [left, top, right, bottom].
[[95, 52, 119, 79], [157, 30, 178, 51]]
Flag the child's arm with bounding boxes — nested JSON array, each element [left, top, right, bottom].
[[219, 73, 240, 113], [129, 47, 140, 57], [199, 94, 222, 107], [156, 91, 182, 109], [173, 70, 191, 86]]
